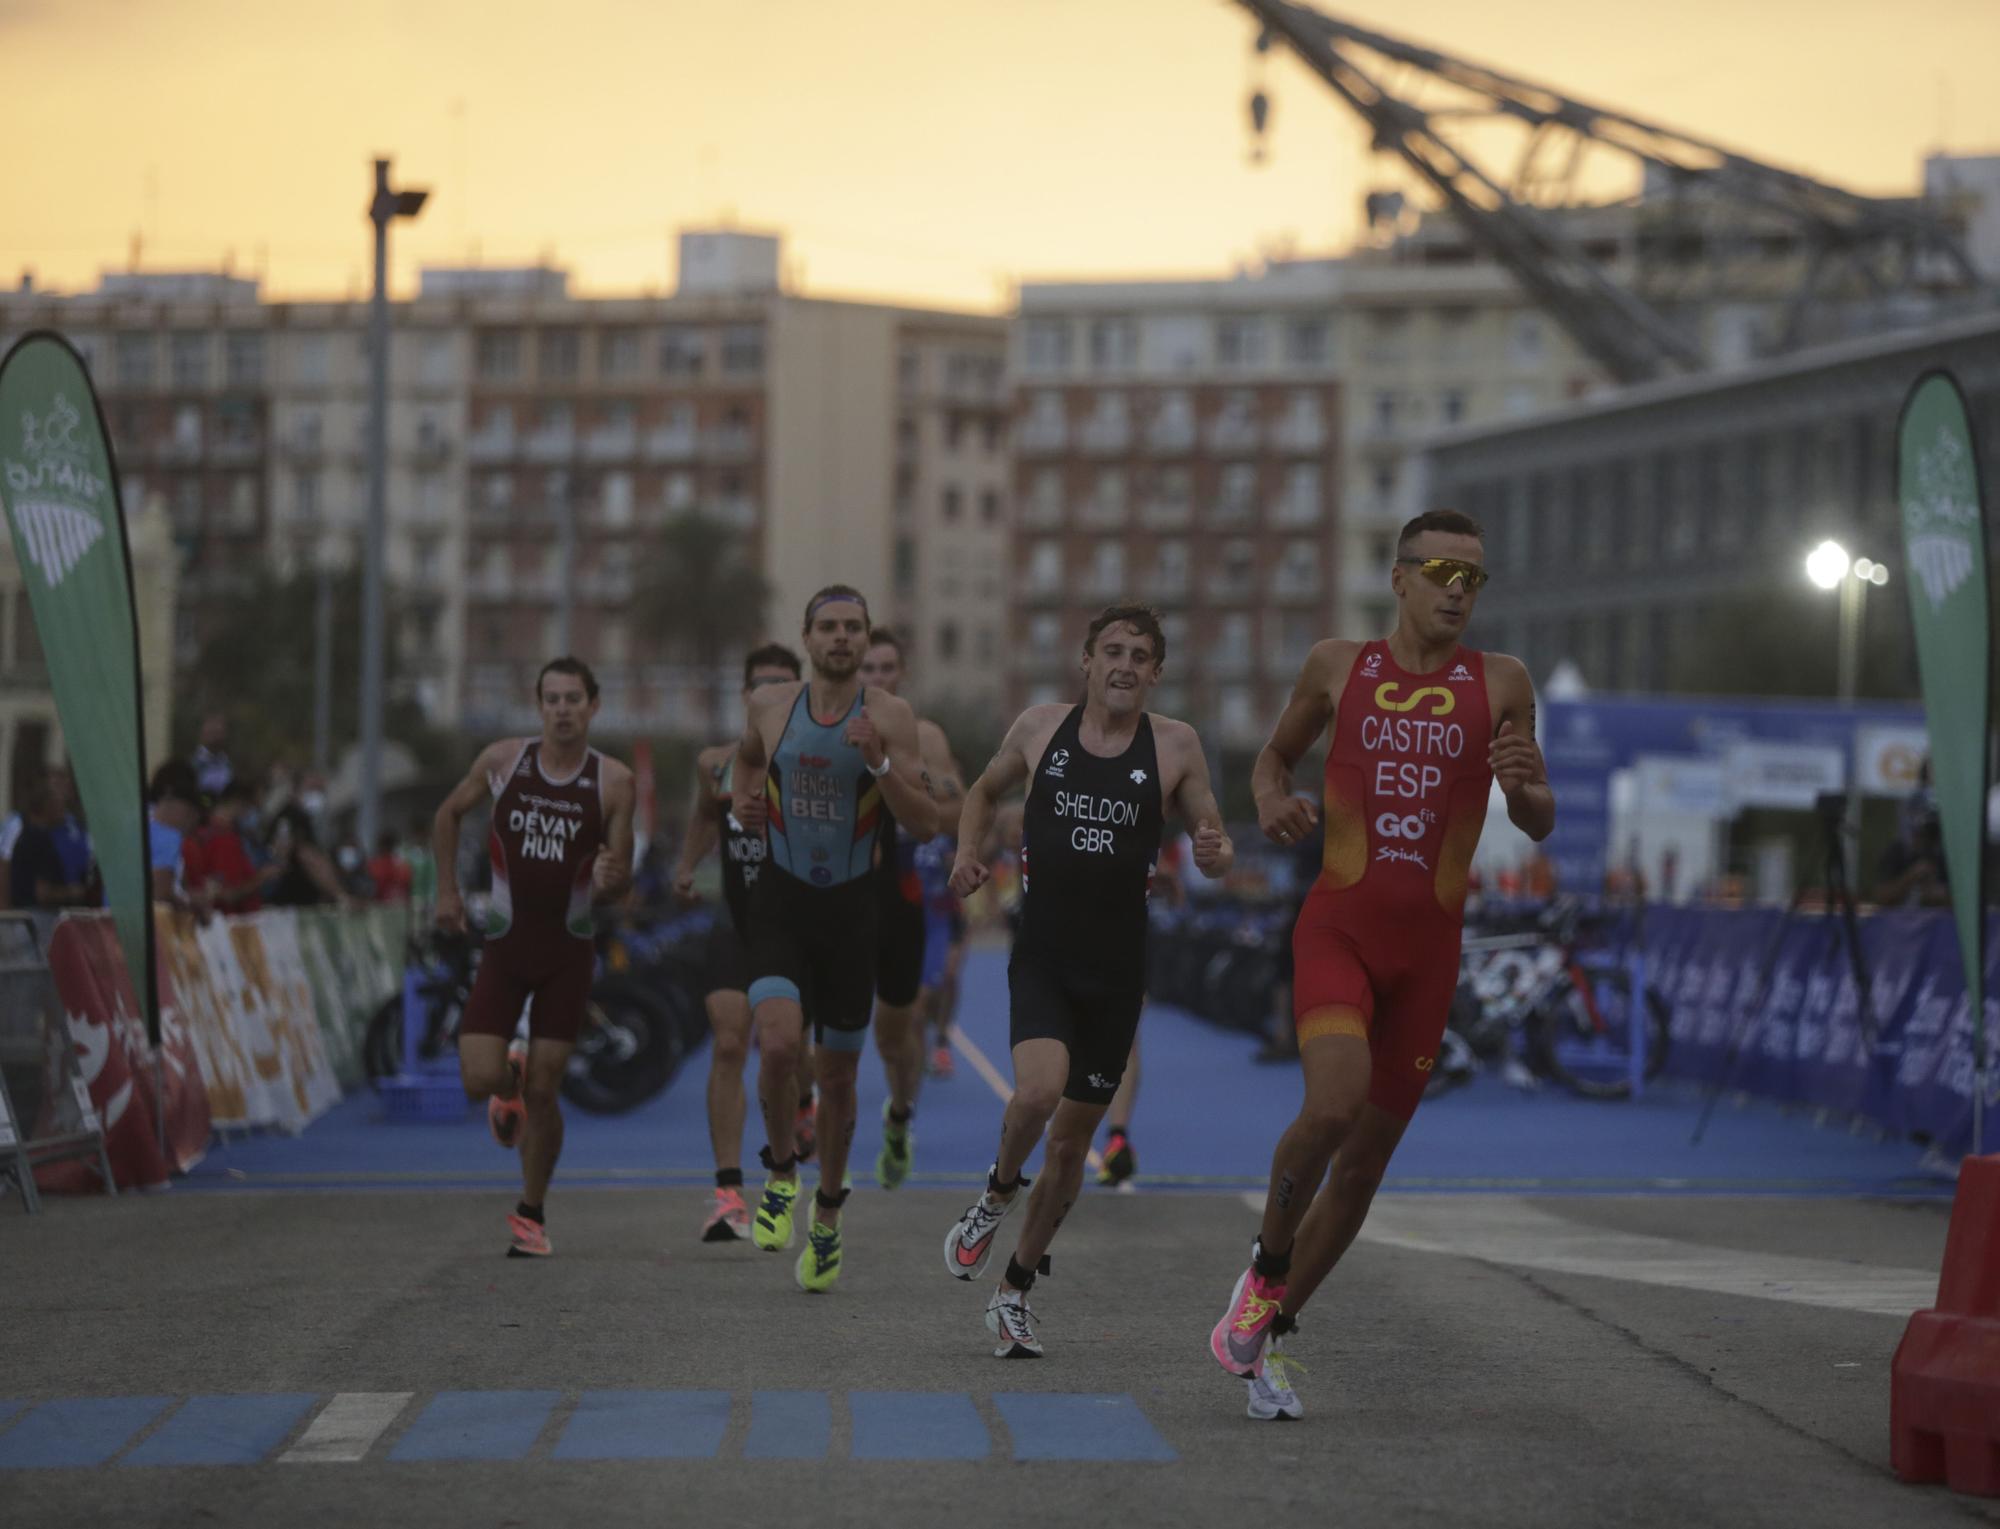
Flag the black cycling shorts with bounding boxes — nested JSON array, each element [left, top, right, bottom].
[[703, 915, 750, 998], [1008, 946, 1144, 1106], [747, 871, 878, 1051], [875, 891, 925, 1007]]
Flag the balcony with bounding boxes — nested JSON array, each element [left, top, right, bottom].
[[467, 429, 516, 464], [1268, 571, 1324, 605], [515, 569, 561, 602], [583, 426, 637, 463], [1207, 648, 1253, 680], [523, 427, 576, 464], [212, 432, 262, 465], [1077, 497, 1127, 531], [166, 433, 204, 463], [469, 570, 514, 602], [1078, 417, 1131, 456], [1143, 574, 1190, 605], [1144, 418, 1195, 455], [1019, 576, 1066, 606], [644, 425, 699, 462], [581, 568, 636, 602], [1272, 414, 1327, 454], [1205, 417, 1260, 453], [704, 426, 757, 461], [1204, 573, 1257, 604], [412, 433, 453, 469], [1018, 417, 1068, 456], [704, 496, 758, 531], [1139, 497, 1192, 531], [1079, 572, 1128, 603], [1206, 498, 1257, 530], [279, 434, 324, 463]]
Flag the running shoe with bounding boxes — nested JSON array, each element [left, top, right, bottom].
[[1096, 1129, 1136, 1189], [487, 1038, 528, 1149], [700, 1186, 751, 1243], [753, 1176, 800, 1251], [794, 1100, 817, 1162], [985, 1287, 1043, 1359], [943, 1168, 1023, 1281], [1246, 1342, 1305, 1421], [505, 1211, 551, 1258], [795, 1216, 842, 1293], [929, 1042, 955, 1080], [875, 1101, 913, 1190], [1210, 1254, 1286, 1376]]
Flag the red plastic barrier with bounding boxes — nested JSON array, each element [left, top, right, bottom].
[[1893, 1153, 2000, 1495]]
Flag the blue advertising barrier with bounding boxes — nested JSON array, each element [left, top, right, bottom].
[[1650, 903, 1997, 1155]]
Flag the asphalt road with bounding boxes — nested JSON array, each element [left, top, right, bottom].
[[2, 1184, 1987, 1529]]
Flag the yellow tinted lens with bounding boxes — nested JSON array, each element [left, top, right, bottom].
[[1419, 559, 1488, 591]]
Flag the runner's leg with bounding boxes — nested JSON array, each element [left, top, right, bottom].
[[458, 1034, 514, 1100], [519, 1038, 574, 1209], [812, 1040, 862, 1221], [705, 990, 752, 1173], [1256, 1029, 1371, 1256], [1004, 1096, 1105, 1279], [1278, 1103, 1409, 1318], [753, 994, 806, 1169], [1106, 1038, 1139, 1133], [996, 1037, 1068, 1187]]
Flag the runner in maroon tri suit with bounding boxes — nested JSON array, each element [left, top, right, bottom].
[[434, 657, 636, 1258]]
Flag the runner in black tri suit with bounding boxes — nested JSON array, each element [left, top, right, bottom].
[[673, 643, 815, 1243], [857, 627, 964, 1191], [732, 585, 937, 1293], [435, 657, 636, 1258], [941, 605, 1231, 1357]]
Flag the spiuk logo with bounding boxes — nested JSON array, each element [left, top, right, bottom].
[[1375, 844, 1429, 870]]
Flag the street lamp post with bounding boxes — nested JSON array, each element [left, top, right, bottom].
[[1804, 539, 1890, 882], [360, 158, 427, 854]]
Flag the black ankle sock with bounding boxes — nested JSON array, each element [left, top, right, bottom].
[[1004, 1255, 1037, 1293], [1107, 1127, 1130, 1146], [759, 1144, 798, 1174], [798, 1090, 814, 1111], [888, 1104, 913, 1126], [1270, 1312, 1299, 1338], [988, 1166, 1028, 1195], [515, 1201, 544, 1225], [815, 1186, 851, 1211], [1253, 1237, 1291, 1281], [716, 1168, 744, 1190]]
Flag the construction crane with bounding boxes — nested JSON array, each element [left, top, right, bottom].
[[1231, 0, 1991, 384]]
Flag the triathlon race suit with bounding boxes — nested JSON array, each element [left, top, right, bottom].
[[1293, 640, 1494, 1118], [1010, 706, 1164, 1105], [746, 687, 881, 1050], [702, 757, 765, 997], [915, 834, 958, 991], [874, 808, 926, 1007], [462, 740, 606, 1046]]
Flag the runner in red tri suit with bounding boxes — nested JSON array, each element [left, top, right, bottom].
[[1210, 509, 1555, 1420], [434, 657, 636, 1258]]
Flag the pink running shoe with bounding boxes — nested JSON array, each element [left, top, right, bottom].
[[701, 1186, 752, 1243], [930, 1044, 955, 1080], [505, 1212, 551, 1258], [487, 1039, 528, 1149], [1211, 1257, 1286, 1377]]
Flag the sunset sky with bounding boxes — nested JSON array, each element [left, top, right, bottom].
[[4, 0, 1997, 311]]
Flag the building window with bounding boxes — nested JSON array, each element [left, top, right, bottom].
[[115, 333, 155, 389], [942, 487, 963, 522], [1440, 388, 1467, 425], [938, 622, 960, 662], [477, 330, 522, 382], [1022, 319, 1072, 373], [224, 331, 264, 388], [538, 328, 581, 381], [659, 326, 705, 378], [1088, 318, 1137, 372], [1216, 316, 1266, 368], [1508, 314, 1545, 366], [898, 349, 920, 392], [599, 329, 642, 380], [1027, 539, 1063, 593], [894, 534, 916, 591], [1286, 318, 1330, 366], [1371, 392, 1396, 433], [1363, 310, 1409, 365], [721, 324, 764, 375], [979, 489, 1001, 525], [170, 332, 209, 389]]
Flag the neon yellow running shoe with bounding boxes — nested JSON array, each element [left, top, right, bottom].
[[795, 1216, 842, 1292], [753, 1176, 800, 1251], [876, 1101, 913, 1190]]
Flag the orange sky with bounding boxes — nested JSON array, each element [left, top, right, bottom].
[[4, 0, 1997, 311]]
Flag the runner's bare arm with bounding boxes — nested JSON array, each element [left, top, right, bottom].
[[950, 707, 1046, 896], [918, 719, 967, 840], [672, 747, 725, 899], [594, 761, 637, 898], [731, 685, 788, 833], [1489, 656, 1555, 841], [1252, 641, 1353, 844], [433, 740, 512, 928], [863, 692, 938, 841], [1166, 721, 1234, 880]]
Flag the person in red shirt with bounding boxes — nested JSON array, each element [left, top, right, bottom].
[[180, 780, 274, 915], [367, 831, 412, 903]]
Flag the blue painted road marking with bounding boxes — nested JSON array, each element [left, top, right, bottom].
[[0, 1397, 174, 1469], [849, 1392, 990, 1461], [743, 1390, 830, 1460], [994, 1393, 1178, 1462], [553, 1390, 729, 1461], [388, 1391, 561, 1462], [0, 1400, 24, 1432], [123, 1394, 319, 1467]]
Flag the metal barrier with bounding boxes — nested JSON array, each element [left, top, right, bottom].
[[0, 912, 112, 1213]]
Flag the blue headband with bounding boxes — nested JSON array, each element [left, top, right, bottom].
[[807, 591, 868, 623]]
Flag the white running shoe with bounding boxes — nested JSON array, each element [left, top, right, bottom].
[[986, 1286, 1043, 1359], [1246, 1341, 1305, 1421], [943, 1165, 1024, 1281]]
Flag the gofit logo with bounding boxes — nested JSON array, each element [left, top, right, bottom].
[[1374, 810, 1430, 840], [1374, 682, 1454, 716]]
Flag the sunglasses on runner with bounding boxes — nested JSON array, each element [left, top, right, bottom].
[[1396, 556, 1490, 592]]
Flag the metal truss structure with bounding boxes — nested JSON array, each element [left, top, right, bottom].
[[1233, 0, 1992, 384]]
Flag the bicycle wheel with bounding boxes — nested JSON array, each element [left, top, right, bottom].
[[1529, 967, 1671, 1100], [561, 977, 683, 1114]]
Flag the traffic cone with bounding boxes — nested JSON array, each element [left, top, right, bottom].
[[1893, 1153, 2000, 1495]]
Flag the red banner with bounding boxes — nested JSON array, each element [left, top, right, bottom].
[[35, 912, 210, 1192]]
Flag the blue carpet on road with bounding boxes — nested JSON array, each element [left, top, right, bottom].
[[181, 946, 1948, 1197]]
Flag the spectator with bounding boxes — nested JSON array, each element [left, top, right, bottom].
[[365, 830, 412, 903], [182, 779, 275, 915], [0, 791, 26, 910], [148, 760, 206, 912], [9, 775, 96, 910], [1874, 786, 1950, 909], [191, 712, 233, 803], [265, 797, 353, 909]]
